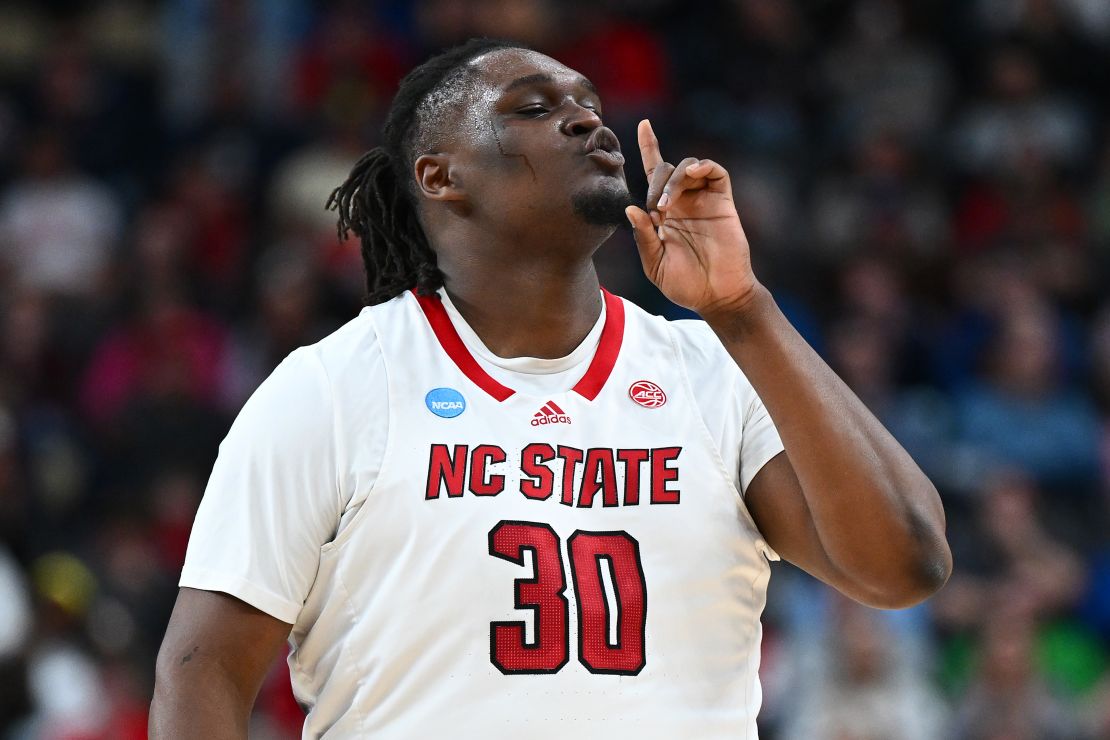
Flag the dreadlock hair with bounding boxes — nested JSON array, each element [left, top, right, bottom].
[[326, 38, 527, 305]]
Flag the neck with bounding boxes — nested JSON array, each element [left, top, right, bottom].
[[439, 254, 604, 360], [427, 206, 617, 358]]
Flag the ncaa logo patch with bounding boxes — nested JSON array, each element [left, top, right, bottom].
[[629, 380, 666, 409], [425, 387, 466, 418]]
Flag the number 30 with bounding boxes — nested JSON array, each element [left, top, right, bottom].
[[488, 520, 647, 676]]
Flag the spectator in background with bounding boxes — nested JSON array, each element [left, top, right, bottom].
[[292, 1, 408, 122], [79, 290, 233, 426], [0, 542, 31, 729], [952, 45, 1090, 177], [811, 132, 948, 259], [932, 253, 1084, 392], [826, 310, 961, 496], [162, 153, 251, 305], [936, 469, 1086, 630], [412, 0, 479, 51], [953, 612, 1078, 739], [77, 286, 233, 519], [0, 402, 31, 731], [17, 552, 106, 739], [161, 0, 310, 127], [783, 598, 949, 739], [472, 0, 557, 50], [224, 246, 330, 404], [271, 2, 414, 300], [1080, 672, 1110, 738], [30, 31, 159, 187], [0, 132, 121, 302], [820, 0, 950, 151], [666, 0, 810, 161], [952, 147, 1086, 254], [552, 0, 671, 132], [975, 0, 1110, 50], [0, 290, 64, 409], [957, 303, 1101, 489], [938, 461, 1098, 732]]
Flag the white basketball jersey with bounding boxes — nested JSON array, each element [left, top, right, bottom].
[[181, 288, 783, 739]]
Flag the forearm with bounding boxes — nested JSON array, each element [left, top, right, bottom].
[[149, 658, 252, 739], [705, 285, 951, 603], [625, 125, 948, 603]]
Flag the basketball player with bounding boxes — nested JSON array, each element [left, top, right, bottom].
[[150, 39, 951, 738]]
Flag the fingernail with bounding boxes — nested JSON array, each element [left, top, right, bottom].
[[624, 206, 636, 225], [658, 193, 670, 209], [657, 225, 665, 241]]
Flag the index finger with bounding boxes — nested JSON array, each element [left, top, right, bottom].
[[637, 119, 664, 179]]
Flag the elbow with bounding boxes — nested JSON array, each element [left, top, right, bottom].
[[857, 527, 953, 610], [868, 545, 952, 610], [869, 479, 953, 609]]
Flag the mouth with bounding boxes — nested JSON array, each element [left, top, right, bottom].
[[583, 127, 625, 171]]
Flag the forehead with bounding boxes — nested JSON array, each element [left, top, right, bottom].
[[468, 48, 590, 94]]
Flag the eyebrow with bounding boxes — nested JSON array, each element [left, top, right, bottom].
[[503, 72, 599, 95]]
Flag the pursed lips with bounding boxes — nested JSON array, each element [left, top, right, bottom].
[[584, 127, 625, 170]]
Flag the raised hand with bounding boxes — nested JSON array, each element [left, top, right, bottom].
[[624, 120, 761, 317]]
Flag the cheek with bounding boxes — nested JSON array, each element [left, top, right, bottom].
[[488, 121, 567, 171]]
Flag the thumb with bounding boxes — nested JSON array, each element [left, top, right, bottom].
[[625, 205, 663, 277]]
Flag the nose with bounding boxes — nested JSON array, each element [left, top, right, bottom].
[[561, 102, 603, 137]]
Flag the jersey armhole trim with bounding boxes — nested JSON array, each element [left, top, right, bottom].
[[666, 321, 743, 495], [666, 320, 781, 562], [320, 309, 394, 554], [304, 346, 347, 522]]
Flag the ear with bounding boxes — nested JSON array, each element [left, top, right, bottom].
[[414, 154, 466, 202]]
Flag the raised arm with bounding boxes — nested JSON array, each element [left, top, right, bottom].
[[150, 588, 292, 739], [625, 120, 951, 609]]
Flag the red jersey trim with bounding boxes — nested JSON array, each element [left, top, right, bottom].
[[413, 290, 516, 402], [413, 288, 624, 403], [571, 290, 625, 401]]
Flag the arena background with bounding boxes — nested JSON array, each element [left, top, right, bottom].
[[1, 0, 1109, 737]]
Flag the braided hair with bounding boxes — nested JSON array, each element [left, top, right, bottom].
[[326, 38, 525, 305]]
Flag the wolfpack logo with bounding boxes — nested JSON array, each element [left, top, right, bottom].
[[531, 400, 572, 426], [425, 387, 466, 418], [629, 380, 666, 409]]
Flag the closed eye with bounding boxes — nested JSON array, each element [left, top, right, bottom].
[[517, 105, 549, 116]]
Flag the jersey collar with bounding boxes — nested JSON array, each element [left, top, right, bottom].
[[413, 288, 625, 402]]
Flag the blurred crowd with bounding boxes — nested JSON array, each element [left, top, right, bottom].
[[0, 0, 1109, 737]]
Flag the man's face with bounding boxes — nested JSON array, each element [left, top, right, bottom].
[[442, 48, 632, 231]]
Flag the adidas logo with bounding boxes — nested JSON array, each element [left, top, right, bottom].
[[531, 400, 572, 426]]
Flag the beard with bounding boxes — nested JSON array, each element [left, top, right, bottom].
[[571, 179, 635, 227]]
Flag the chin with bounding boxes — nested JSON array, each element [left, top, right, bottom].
[[571, 179, 634, 227]]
